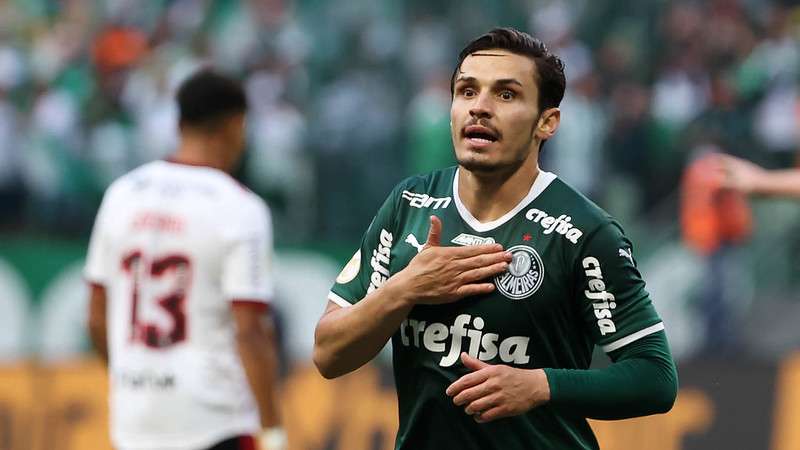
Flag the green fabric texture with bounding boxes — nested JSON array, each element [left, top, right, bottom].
[[331, 166, 671, 450], [545, 331, 678, 420]]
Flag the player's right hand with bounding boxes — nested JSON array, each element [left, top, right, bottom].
[[386, 215, 511, 305]]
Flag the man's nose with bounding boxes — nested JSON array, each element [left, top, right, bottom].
[[469, 92, 494, 119]]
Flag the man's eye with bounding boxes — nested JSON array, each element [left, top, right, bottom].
[[462, 88, 476, 97], [499, 91, 515, 100]]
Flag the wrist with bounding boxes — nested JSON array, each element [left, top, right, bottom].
[[530, 368, 551, 407], [749, 169, 772, 195], [382, 272, 416, 308], [258, 427, 287, 450]]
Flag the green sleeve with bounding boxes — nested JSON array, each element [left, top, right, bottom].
[[543, 331, 678, 419], [329, 185, 401, 306], [576, 221, 664, 352]]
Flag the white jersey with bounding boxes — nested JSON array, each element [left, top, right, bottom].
[[85, 160, 274, 450]]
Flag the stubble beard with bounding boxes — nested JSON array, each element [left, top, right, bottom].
[[454, 116, 540, 177], [455, 141, 532, 178]]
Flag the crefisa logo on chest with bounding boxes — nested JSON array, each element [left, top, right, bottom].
[[494, 245, 544, 300]]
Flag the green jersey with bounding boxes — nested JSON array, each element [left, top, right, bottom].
[[329, 166, 665, 450]]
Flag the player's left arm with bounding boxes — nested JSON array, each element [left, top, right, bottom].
[[447, 221, 678, 422], [232, 303, 284, 447], [87, 283, 109, 363], [542, 221, 678, 419], [223, 200, 286, 450]]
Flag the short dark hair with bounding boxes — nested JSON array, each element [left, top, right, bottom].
[[177, 68, 247, 128], [451, 28, 566, 112]]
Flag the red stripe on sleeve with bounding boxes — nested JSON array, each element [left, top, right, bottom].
[[86, 280, 106, 290], [238, 435, 257, 450], [230, 299, 271, 314]]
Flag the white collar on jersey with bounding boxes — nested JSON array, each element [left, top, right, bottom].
[[452, 167, 557, 233]]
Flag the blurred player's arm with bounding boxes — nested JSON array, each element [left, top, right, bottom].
[[224, 199, 286, 450], [717, 154, 800, 198], [87, 283, 109, 363], [232, 303, 282, 430], [314, 216, 511, 379]]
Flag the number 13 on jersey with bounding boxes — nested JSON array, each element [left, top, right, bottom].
[[121, 250, 193, 349]]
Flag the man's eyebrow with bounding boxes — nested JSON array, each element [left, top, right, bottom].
[[455, 75, 476, 83], [470, 52, 508, 57], [496, 78, 524, 88], [454, 75, 524, 88]]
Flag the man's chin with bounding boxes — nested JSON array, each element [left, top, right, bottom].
[[456, 153, 529, 178], [456, 154, 502, 173], [458, 160, 498, 173]]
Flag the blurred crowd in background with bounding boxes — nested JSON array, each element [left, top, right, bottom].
[[1, 0, 800, 363]]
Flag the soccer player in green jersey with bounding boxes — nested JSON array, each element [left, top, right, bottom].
[[313, 28, 678, 450]]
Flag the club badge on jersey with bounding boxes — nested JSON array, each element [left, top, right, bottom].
[[493, 245, 544, 300], [451, 234, 545, 301]]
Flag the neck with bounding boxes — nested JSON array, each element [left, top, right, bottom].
[[457, 157, 540, 223], [171, 133, 227, 172]]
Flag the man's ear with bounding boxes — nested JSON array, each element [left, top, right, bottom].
[[535, 108, 561, 140]]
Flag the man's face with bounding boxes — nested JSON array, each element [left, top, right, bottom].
[[450, 50, 543, 174]]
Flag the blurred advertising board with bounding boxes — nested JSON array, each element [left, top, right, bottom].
[[0, 355, 798, 450]]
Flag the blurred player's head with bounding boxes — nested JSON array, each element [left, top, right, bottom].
[[177, 69, 248, 172], [450, 28, 565, 175]]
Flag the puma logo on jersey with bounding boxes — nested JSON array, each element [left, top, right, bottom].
[[582, 257, 617, 336], [405, 234, 425, 253], [368, 229, 393, 293], [619, 248, 634, 265], [524, 208, 583, 244], [400, 314, 530, 367], [401, 191, 451, 210], [451, 233, 496, 246]]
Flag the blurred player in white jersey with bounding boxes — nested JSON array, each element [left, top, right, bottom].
[[85, 69, 286, 450]]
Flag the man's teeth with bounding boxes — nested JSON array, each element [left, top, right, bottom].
[[469, 137, 493, 144]]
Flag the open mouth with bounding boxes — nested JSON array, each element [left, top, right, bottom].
[[463, 125, 499, 145]]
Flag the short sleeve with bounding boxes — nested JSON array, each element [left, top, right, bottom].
[[576, 222, 664, 355], [221, 199, 275, 304], [329, 187, 400, 307], [84, 191, 114, 286]]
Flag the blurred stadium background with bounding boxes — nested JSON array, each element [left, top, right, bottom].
[[1, 0, 799, 449]]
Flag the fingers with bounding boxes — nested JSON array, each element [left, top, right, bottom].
[[452, 381, 494, 407], [458, 262, 509, 283], [453, 283, 495, 297], [446, 366, 490, 397], [425, 215, 442, 248], [464, 393, 500, 416], [461, 352, 489, 371], [715, 153, 743, 165], [457, 250, 512, 268], [451, 242, 506, 258], [473, 404, 509, 423]]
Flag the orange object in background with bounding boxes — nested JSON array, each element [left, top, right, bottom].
[[92, 26, 148, 72], [681, 153, 753, 255]]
